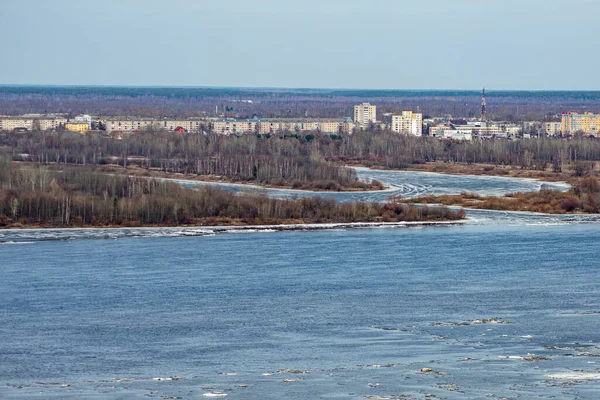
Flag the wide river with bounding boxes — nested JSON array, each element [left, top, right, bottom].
[[2, 170, 600, 399]]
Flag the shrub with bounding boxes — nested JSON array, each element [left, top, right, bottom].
[[560, 196, 581, 212]]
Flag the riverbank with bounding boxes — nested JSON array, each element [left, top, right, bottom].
[[0, 161, 465, 229], [347, 161, 577, 183], [29, 163, 387, 193], [0, 220, 465, 239], [396, 175, 600, 214]]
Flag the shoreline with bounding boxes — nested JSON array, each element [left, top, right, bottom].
[[76, 164, 389, 193], [348, 162, 575, 183], [0, 220, 465, 236]]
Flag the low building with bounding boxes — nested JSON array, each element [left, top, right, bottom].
[[65, 122, 90, 133], [443, 130, 473, 141], [503, 124, 522, 137]]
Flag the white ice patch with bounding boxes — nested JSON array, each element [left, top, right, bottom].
[[546, 372, 600, 380]]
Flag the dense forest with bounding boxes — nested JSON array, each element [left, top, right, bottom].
[[0, 131, 386, 191], [1, 86, 599, 120], [0, 159, 465, 228], [3, 130, 600, 179]]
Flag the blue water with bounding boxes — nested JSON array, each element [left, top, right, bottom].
[[1, 171, 600, 399]]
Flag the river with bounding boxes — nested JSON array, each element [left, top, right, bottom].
[[1, 170, 599, 399]]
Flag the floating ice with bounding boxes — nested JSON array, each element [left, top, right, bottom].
[[546, 372, 600, 380]]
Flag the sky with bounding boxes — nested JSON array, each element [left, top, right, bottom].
[[1, 0, 598, 90]]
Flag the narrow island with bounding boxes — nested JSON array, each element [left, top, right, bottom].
[[395, 176, 600, 214], [0, 159, 465, 229]]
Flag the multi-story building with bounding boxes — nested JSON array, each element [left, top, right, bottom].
[[257, 119, 350, 134], [391, 111, 423, 136], [543, 122, 562, 136], [523, 121, 542, 136], [39, 118, 68, 130], [0, 117, 34, 131], [561, 112, 600, 136], [212, 120, 259, 134], [102, 118, 205, 133], [65, 122, 90, 133], [353, 103, 376, 126]]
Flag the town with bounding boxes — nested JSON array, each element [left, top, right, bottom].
[[0, 89, 596, 140]]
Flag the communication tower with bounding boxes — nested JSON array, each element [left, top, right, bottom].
[[481, 87, 487, 122]]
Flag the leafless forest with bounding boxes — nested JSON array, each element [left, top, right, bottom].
[[3, 130, 600, 181], [0, 158, 464, 227], [2, 86, 600, 121]]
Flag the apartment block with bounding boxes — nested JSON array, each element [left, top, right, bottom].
[[543, 122, 562, 136], [353, 103, 376, 126], [0, 117, 34, 131], [561, 112, 600, 136], [102, 118, 204, 133], [391, 111, 423, 136], [39, 118, 68, 130], [212, 120, 258, 134], [212, 119, 354, 135]]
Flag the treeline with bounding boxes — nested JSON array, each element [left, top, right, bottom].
[[2, 86, 600, 120], [0, 159, 465, 228], [1, 131, 385, 190], [4, 130, 600, 178], [335, 131, 600, 172]]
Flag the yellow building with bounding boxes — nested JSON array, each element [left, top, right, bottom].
[[354, 103, 376, 126], [391, 111, 423, 136], [65, 122, 90, 133], [561, 112, 600, 136]]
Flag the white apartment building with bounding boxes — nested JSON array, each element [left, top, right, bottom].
[[391, 111, 422, 136], [102, 118, 204, 133], [544, 122, 562, 136], [39, 118, 68, 130], [353, 103, 376, 126], [0, 118, 34, 131]]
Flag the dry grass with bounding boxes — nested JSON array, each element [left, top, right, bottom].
[[397, 189, 574, 214]]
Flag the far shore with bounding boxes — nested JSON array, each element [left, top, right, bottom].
[[19, 162, 388, 193], [347, 161, 576, 183]]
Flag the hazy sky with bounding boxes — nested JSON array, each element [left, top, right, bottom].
[[1, 0, 598, 90]]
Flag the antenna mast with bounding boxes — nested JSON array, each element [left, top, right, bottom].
[[481, 87, 487, 122]]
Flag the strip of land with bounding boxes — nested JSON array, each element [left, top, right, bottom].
[[75, 163, 387, 192], [0, 160, 464, 229], [349, 161, 580, 183], [396, 176, 600, 214]]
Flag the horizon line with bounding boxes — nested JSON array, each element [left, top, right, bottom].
[[1, 84, 600, 92]]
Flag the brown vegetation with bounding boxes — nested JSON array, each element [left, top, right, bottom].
[[0, 158, 464, 229], [1, 131, 392, 191], [396, 176, 600, 214], [5, 130, 600, 183]]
